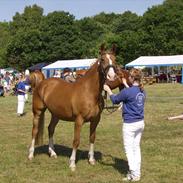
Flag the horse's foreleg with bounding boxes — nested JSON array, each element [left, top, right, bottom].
[[88, 117, 100, 165], [48, 115, 59, 158], [28, 139, 35, 160], [70, 115, 83, 171]]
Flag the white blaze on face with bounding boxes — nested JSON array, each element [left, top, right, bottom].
[[106, 54, 115, 81]]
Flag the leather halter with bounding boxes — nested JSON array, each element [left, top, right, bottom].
[[98, 59, 116, 81]]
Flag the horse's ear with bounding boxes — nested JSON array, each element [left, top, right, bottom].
[[111, 44, 117, 55], [100, 43, 105, 54]]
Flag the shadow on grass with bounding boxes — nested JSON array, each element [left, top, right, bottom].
[[98, 154, 128, 175], [34, 144, 102, 162], [34, 144, 128, 174]]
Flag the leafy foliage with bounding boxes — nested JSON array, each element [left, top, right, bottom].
[[0, 22, 10, 67]]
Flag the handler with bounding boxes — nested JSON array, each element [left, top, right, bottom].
[[103, 68, 146, 182]]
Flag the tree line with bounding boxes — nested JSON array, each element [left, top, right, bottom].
[[0, 0, 183, 71]]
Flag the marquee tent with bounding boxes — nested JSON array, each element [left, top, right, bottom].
[[42, 58, 97, 78], [125, 55, 183, 83], [28, 62, 49, 71], [126, 55, 183, 67]]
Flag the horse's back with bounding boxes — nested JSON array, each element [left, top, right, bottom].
[[37, 77, 87, 104]]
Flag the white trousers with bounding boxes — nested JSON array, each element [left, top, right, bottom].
[[25, 85, 30, 101], [17, 95, 25, 114], [123, 120, 144, 178]]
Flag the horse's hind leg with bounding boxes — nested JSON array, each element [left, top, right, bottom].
[[70, 115, 84, 171], [28, 110, 45, 160], [48, 115, 59, 158], [88, 116, 100, 165], [28, 91, 46, 160]]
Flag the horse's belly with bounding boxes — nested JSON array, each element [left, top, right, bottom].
[[46, 102, 75, 121], [45, 95, 101, 122], [82, 105, 100, 121]]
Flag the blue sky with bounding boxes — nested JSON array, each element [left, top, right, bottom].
[[0, 0, 164, 22]]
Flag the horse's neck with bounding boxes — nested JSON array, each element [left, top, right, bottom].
[[84, 62, 104, 96]]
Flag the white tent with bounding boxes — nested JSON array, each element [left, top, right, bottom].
[[125, 55, 183, 83], [42, 58, 97, 78], [42, 58, 97, 70], [126, 55, 183, 67]]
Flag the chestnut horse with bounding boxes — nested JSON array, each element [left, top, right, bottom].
[[28, 45, 117, 171], [29, 70, 45, 91]]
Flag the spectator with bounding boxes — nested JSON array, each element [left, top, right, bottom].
[[63, 68, 75, 82], [4, 72, 11, 93], [0, 77, 4, 97], [17, 74, 26, 117], [53, 70, 61, 78]]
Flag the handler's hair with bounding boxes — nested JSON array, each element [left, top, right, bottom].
[[129, 68, 144, 91]]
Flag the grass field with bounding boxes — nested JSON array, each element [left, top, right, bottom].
[[0, 83, 183, 183]]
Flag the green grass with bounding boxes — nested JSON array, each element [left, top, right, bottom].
[[0, 83, 183, 183]]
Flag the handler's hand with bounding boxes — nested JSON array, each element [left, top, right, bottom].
[[103, 84, 113, 96], [122, 78, 129, 88], [103, 84, 110, 92]]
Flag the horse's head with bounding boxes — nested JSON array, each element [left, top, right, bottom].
[[105, 66, 131, 90], [116, 66, 132, 89], [99, 44, 117, 81]]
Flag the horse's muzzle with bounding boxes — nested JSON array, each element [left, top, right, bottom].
[[107, 71, 116, 81]]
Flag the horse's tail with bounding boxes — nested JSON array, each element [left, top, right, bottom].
[[35, 111, 45, 145]]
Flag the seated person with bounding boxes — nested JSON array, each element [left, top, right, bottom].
[[62, 68, 75, 82]]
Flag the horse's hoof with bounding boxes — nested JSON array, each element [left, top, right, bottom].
[[69, 164, 76, 171], [50, 154, 57, 159], [49, 148, 57, 158], [167, 117, 173, 120], [28, 155, 34, 160], [70, 166, 76, 172], [89, 159, 96, 165], [69, 160, 76, 171]]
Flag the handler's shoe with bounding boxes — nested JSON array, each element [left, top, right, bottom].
[[123, 172, 140, 182], [17, 113, 23, 117]]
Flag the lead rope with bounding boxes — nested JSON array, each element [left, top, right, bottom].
[[102, 91, 120, 115]]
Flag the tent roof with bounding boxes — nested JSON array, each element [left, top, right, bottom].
[[28, 62, 49, 71], [42, 58, 97, 70], [126, 55, 183, 67]]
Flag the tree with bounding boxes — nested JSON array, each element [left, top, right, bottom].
[[7, 4, 44, 70], [40, 11, 83, 61], [76, 17, 106, 57], [141, 0, 183, 56], [7, 29, 44, 70], [112, 11, 142, 34], [9, 4, 43, 35], [0, 22, 10, 67]]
